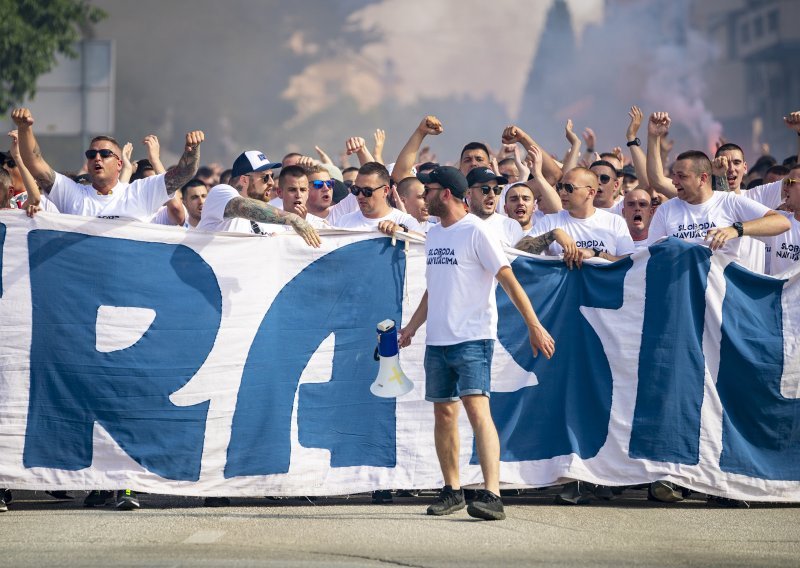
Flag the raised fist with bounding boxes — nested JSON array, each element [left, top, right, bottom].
[[345, 136, 366, 155], [784, 111, 800, 133], [648, 112, 671, 138], [185, 130, 204, 151], [418, 116, 443, 136], [11, 108, 34, 128]]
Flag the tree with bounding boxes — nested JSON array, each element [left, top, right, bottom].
[[0, 0, 106, 114]]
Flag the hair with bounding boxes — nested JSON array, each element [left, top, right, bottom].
[[303, 164, 327, 176], [497, 157, 517, 168], [181, 178, 207, 199], [746, 178, 764, 189], [751, 155, 777, 172], [676, 150, 712, 176], [460, 142, 490, 161], [505, 181, 533, 197], [89, 135, 121, 153], [590, 160, 618, 177], [396, 176, 422, 198], [766, 164, 790, 178], [219, 169, 232, 185], [357, 161, 390, 186], [714, 143, 745, 159], [282, 152, 303, 164], [567, 166, 599, 188], [0, 169, 11, 208], [341, 166, 360, 176], [783, 155, 798, 167], [130, 158, 154, 182], [278, 164, 307, 184], [196, 166, 214, 179], [598, 152, 620, 162]]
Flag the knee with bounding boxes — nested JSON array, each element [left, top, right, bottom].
[[433, 403, 459, 426]]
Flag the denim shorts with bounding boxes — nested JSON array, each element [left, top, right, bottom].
[[424, 339, 494, 402]]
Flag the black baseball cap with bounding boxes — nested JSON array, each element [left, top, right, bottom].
[[417, 166, 468, 198], [466, 167, 508, 187]]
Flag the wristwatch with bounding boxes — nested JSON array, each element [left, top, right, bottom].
[[626, 138, 641, 147], [732, 222, 744, 237], [592, 247, 602, 257], [398, 223, 409, 233]]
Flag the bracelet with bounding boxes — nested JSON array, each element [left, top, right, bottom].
[[586, 147, 595, 153], [626, 138, 641, 147]]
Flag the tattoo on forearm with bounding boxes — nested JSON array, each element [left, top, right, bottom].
[[515, 230, 556, 254], [164, 147, 200, 195], [224, 197, 291, 225], [712, 174, 731, 192], [35, 169, 56, 194]]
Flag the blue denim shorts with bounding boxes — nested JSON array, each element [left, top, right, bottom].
[[424, 339, 494, 402]]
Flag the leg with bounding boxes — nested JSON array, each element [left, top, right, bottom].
[[433, 401, 461, 489], [462, 395, 500, 495]]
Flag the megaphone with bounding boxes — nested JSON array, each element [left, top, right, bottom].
[[370, 319, 414, 398]]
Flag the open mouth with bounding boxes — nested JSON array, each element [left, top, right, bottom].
[[633, 214, 642, 222]]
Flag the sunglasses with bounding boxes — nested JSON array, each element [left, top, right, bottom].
[[3, 158, 15, 168], [598, 174, 614, 184], [312, 179, 335, 189], [350, 184, 386, 197], [84, 149, 119, 160], [423, 185, 446, 197], [474, 185, 503, 196], [556, 182, 594, 193], [786, 178, 799, 186]]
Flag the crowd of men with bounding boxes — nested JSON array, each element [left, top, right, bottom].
[[1, 104, 799, 517]]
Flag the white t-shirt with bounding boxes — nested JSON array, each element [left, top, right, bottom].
[[763, 212, 800, 276], [150, 205, 179, 226], [634, 239, 648, 249], [741, 180, 783, 209], [48, 172, 169, 221], [335, 208, 421, 232], [647, 191, 771, 270], [425, 213, 510, 345], [483, 213, 524, 247], [529, 209, 636, 256], [197, 184, 272, 234], [598, 200, 624, 216], [325, 192, 359, 226], [265, 212, 329, 232]]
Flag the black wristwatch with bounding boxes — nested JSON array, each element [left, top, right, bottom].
[[398, 223, 409, 233], [732, 222, 744, 237], [626, 138, 641, 147], [592, 247, 602, 257]]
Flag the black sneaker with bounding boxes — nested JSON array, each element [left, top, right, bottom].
[[204, 496, 230, 507], [83, 490, 114, 507], [554, 481, 593, 505], [426, 485, 466, 516], [115, 489, 140, 510], [466, 489, 506, 521], [372, 490, 393, 504], [46, 490, 73, 500], [4, 489, 12, 504], [0, 489, 7, 513], [707, 495, 750, 508]]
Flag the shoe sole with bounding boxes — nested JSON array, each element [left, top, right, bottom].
[[651, 482, 683, 503], [116, 500, 140, 511], [466, 503, 506, 521], [426, 502, 466, 516]]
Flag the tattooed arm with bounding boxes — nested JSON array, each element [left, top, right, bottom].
[[515, 228, 583, 269], [224, 196, 321, 248], [164, 130, 204, 196], [11, 108, 57, 194]]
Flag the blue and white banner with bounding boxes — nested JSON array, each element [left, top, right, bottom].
[[0, 211, 798, 501]]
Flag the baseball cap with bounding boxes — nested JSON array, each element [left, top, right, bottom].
[[466, 167, 508, 187], [231, 150, 281, 179], [417, 166, 468, 198], [621, 164, 638, 179]]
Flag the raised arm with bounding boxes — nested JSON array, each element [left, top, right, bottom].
[[8, 129, 42, 215], [711, 156, 732, 192], [502, 125, 562, 185], [11, 108, 56, 194], [223, 195, 321, 248], [119, 142, 134, 183], [391, 116, 443, 182], [164, 130, 204, 197], [372, 128, 386, 165], [143, 135, 166, 174], [562, 119, 582, 173], [785, 111, 800, 163], [345, 137, 375, 166], [646, 112, 678, 199], [524, 145, 561, 214], [626, 106, 649, 188]]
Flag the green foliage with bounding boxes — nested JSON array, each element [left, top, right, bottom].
[[0, 0, 106, 114]]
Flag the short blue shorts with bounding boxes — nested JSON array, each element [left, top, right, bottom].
[[424, 339, 494, 402]]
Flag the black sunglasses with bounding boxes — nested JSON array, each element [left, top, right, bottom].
[[556, 182, 594, 193], [85, 149, 119, 160], [474, 185, 502, 196], [423, 185, 446, 197], [598, 174, 614, 184], [312, 179, 335, 189], [350, 184, 386, 197]]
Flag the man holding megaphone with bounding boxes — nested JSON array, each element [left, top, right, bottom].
[[397, 165, 555, 521]]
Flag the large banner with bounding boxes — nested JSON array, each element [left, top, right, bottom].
[[0, 211, 799, 501]]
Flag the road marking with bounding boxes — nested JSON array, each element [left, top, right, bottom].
[[183, 530, 225, 544]]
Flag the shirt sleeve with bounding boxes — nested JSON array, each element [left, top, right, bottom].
[[743, 181, 783, 209], [646, 205, 668, 246], [127, 173, 170, 216], [199, 185, 240, 228], [47, 172, 81, 213], [474, 222, 511, 276], [731, 193, 771, 221]]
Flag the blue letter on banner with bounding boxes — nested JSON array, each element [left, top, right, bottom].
[[225, 238, 405, 478], [487, 254, 631, 463], [25, 231, 221, 481], [718, 263, 800, 480]]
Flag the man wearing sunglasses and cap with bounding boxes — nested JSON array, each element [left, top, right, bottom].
[[465, 167, 524, 247], [12, 108, 204, 221], [398, 165, 555, 521]]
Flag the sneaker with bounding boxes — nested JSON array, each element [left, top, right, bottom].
[[115, 489, 140, 510], [4, 489, 12, 504], [554, 481, 593, 505], [204, 496, 230, 507], [46, 490, 73, 500], [83, 490, 114, 507], [426, 485, 466, 516], [371, 490, 393, 504], [707, 495, 750, 508], [592, 485, 614, 501], [466, 489, 506, 521], [649, 481, 684, 503], [0, 489, 7, 513]]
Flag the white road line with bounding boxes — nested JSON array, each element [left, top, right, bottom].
[[183, 530, 226, 544]]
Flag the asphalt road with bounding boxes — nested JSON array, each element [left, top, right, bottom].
[[3, 488, 799, 567]]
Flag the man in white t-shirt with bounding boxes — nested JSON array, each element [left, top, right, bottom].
[[275, 165, 328, 230], [763, 165, 800, 276], [647, 150, 790, 264], [523, 167, 635, 262], [622, 188, 654, 248], [504, 182, 542, 233], [465, 167, 524, 247], [12, 107, 203, 222], [197, 150, 320, 247], [591, 159, 624, 215], [303, 164, 358, 227], [398, 165, 555, 521], [396, 176, 433, 232], [181, 179, 207, 229], [335, 162, 421, 233]]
